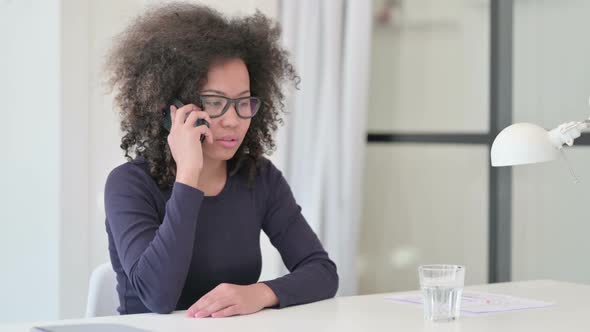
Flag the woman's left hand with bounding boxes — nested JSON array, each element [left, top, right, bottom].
[[186, 283, 279, 318]]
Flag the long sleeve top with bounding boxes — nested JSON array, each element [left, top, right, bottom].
[[104, 156, 338, 314]]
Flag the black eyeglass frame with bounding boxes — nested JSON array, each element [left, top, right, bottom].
[[197, 94, 261, 119]]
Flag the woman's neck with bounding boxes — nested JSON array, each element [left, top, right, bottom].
[[198, 156, 227, 196]]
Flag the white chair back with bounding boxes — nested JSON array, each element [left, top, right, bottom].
[[85, 262, 119, 317]]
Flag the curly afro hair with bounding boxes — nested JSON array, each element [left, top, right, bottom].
[[105, 2, 297, 189]]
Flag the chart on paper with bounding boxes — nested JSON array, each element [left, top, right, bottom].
[[385, 291, 553, 316]]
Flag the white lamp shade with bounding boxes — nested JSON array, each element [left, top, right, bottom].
[[491, 123, 560, 166]]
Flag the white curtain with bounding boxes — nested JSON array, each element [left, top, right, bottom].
[[271, 0, 372, 296]]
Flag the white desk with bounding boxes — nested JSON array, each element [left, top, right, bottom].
[[2, 280, 589, 332]]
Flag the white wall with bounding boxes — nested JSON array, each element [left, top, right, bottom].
[[59, 0, 91, 320], [512, 0, 590, 284], [0, 0, 61, 323], [360, 145, 489, 293], [359, 0, 490, 294], [367, 0, 489, 133], [1, 0, 279, 323]]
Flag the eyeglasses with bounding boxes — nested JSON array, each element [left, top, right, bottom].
[[197, 95, 261, 119]]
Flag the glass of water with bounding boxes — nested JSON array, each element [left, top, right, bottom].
[[418, 264, 465, 321]]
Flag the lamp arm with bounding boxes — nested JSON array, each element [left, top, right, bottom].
[[548, 118, 590, 148]]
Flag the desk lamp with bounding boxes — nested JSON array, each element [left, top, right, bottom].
[[491, 118, 590, 167], [491, 98, 590, 167]]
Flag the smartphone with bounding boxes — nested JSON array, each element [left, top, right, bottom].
[[162, 99, 209, 143]]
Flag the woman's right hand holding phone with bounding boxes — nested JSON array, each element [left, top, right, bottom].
[[167, 104, 213, 189]]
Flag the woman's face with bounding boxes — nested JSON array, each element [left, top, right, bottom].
[[200, 58, 252, 162]]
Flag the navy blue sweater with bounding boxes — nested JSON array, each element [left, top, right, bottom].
[[104, 157, 338, 314]]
